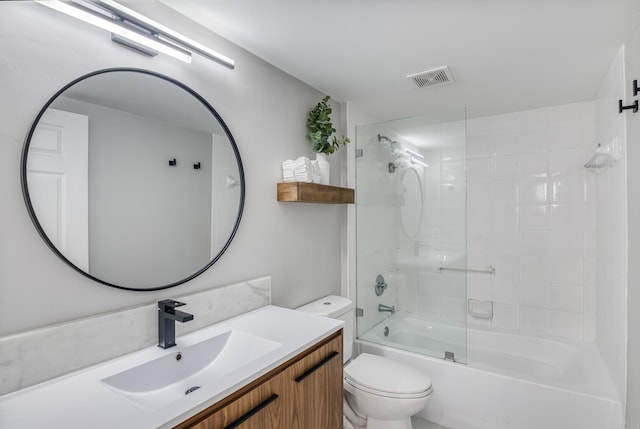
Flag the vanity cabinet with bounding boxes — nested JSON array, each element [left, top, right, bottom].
[[175, 330, 343, 429]]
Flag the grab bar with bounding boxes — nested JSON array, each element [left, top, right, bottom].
[[439, 265, 496, 275]]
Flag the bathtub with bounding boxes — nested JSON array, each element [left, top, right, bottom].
[[357, 313, 623, 429]]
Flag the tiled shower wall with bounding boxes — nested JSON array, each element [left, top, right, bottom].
[[594, 46, 627, 397], [466, 101, 597, 340]]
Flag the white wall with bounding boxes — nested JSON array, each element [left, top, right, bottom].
[[0, 2, 345, 336], [624, 23, 640, 429], [466, 102, 597, 340]]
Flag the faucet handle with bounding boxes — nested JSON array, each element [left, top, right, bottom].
[[158, 299, 186, 312]]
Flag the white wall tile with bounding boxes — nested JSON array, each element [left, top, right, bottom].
[[492, 303, 519, 330], [519, 282, 549, 308], [584, 259, 596, 286], [584, 286, 596, 314], [491, 254, 519, 281], [519, 152, 548, 178], [551, 177, 587, 203], [490, 180, 519, 204], [467, 134, 492, 158], [519, 306, 549, 335], [551, 124, 582, 150], [520, 205, 549, 230], [519, 180, 549, 204], [467, 158, 492, 180], [583, 314, 596, 341], [584, 175, 597, 203], [519, 256, 549, 283], [518, 127, 550, 153], [468, 273, 492, 301], [519, 231, 548, 256], [492, 280, 519, 304], [468, 204, 492, 230], [492, 229, 519, 254], [550, 204, 584, 230], [549, 149, 586, 177], [550, 284, 583, 312], [440, 297, 467, 323], [468, 228, 492, 253], [492, 130, 520, 155], [549, 310, 583, 340], [491, 205, 519, 230], [549, 257, 584, 285], [493, 154, 519, 178], [467, 181, 491, 205], [549, 230, 584, 257]]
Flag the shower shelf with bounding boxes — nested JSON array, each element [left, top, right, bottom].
[[277, 182, 354, 204]]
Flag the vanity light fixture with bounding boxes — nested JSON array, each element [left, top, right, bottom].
[[36, 0, 235, 69], [404, 148, 424, 159]]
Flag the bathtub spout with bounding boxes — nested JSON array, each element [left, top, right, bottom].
[[378, 304, 396, 314]]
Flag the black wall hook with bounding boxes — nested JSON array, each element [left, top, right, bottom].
[[618, 99, 638, 114], [169, 158, 177, 166], [634, 79, 639, 97], [193, 162, 201, 170]]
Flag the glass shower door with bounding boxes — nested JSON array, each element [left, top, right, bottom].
[[355, 109, 468, 363]]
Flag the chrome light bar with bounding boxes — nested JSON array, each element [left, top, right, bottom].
[[37, 0, 235, 69]]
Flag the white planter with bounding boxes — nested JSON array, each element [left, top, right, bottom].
[[315, 152, 330, 185]]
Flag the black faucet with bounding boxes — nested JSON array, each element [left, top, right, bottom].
[[158, 299, 194, 349]]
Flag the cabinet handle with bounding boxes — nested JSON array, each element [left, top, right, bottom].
[[295, 351, 339, 383], [223, 393, 279, 429]]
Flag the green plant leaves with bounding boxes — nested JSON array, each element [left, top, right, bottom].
[[306, 95, 349, 154]]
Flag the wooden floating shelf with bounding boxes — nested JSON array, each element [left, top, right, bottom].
[[277, 182, 355, 204]]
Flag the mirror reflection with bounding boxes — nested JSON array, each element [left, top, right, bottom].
[[399, 167, 423, 238], [22, 69, 244, 291]]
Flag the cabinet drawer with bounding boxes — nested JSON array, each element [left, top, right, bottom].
[[188, 375, 284, 429]]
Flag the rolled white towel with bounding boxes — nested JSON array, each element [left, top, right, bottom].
[[281, 160, 296, 182], [293, 156, 314, 182]]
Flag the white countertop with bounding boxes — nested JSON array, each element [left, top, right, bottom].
[[0, 305, 342, 429]]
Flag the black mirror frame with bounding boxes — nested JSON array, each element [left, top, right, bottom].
[[20, 68, 245, 292]]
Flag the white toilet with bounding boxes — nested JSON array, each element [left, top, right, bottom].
[[297, 295, 433, 429]]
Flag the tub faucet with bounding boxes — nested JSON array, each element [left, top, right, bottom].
[[378, 304, 396, 314], [158, 299, 194, 349]]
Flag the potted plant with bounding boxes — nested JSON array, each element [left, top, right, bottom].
[[307, 95, 350, 184]]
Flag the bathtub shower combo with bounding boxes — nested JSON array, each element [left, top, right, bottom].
[[354, 111, 622, 429]]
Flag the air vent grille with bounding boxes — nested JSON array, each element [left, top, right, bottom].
[[407, 66, 454, 88]]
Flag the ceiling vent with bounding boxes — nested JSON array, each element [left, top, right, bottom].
[[407, 66, 454, 88]]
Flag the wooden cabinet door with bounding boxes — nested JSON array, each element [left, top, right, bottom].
[[286, 333, 343, 429], [189, 374, 285, 429], [176, 331, 343, 429]]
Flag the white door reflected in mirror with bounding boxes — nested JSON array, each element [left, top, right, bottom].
[[27, 108, 89, 271]]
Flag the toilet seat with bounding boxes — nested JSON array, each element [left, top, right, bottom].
[[344, 353, 433, 399]]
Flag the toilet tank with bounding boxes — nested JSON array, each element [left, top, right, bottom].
[[297, 295, 354, 364]]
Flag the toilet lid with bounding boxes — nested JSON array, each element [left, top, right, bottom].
[[344, 353, 432, 396]]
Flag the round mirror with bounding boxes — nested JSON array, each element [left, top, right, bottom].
[[399, 167, 423, 238], [21, 68, 244, 291]]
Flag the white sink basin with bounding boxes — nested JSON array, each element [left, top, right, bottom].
[[101, 330, 281, 412]]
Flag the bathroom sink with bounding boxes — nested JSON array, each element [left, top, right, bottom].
[[101, 330, 281, 412]]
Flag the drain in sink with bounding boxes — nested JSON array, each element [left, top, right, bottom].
[[185, 386, 201, 395]]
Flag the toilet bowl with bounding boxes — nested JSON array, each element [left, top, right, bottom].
[[297, 295, 433, 429], [344, 353, 432, 429]]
